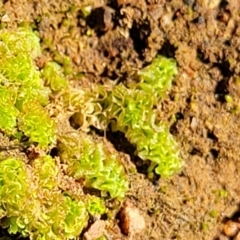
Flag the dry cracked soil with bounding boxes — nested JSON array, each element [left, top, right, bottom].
[[1, 0, 240, 239]]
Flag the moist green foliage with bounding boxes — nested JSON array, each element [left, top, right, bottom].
[[0, 86, 19, 134], [85, 195, 106, 217], [42, 61, 68, 92], [72, 56, 182, 177], [0, 27, 41, 58], [18, 103, 56, 148], [0, 28, 49, 107], [0, 156, 88, 240], [0, 28, 124, 239], [93, 84, 181, 177], [0, 27, 182, 239], [137, 55, 178, 98], [107, 56, 182, 177], [0, 28, 55, 147], [0, 158, 29, 220], [58, 133, 129, 199]]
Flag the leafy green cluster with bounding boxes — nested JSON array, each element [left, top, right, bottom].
[[136, 56, 178, 98], [18, 103, 56, 148], [0, 28, 124, 239], [74, 56, 182, 177], [0, 85, 19, 133], [104, 87, 181, 177], [85, 195, 106, 217], [0, 156, 89, 240], [108, 56, 182, 177], [0, 27, 182, 239], [42, 61, 68, 92], [58, 132, 128, 199], [0, 28, 56, 147]]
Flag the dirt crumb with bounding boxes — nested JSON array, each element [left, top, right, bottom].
[[2, 0, 240, 239], [83, 220, 106, 240], [118, 200, 146, 236]]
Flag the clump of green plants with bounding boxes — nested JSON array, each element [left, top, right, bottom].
[[0, 26, 182, 239], [0, 154, 111, 240], [70, 56, 182, 177], [42, 61, 68, 92], [85, 195, 106, 217], [58, 132, 128, 199], [0, 28, 110, 239], [0, 27, 55, 147], [0, 85, 19, 134], [134, 55, 178, 98], [0, 156, 88, 240], [107, 56, 182, 177]]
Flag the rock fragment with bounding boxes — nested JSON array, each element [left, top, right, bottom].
[[84, 220, 106, 240], [223, 220, 240, 237], [118, 200, 146, 236]]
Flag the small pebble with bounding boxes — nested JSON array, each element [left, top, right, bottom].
[[1, 13, 10, 22], [119, 200, 146, 235], [223, 220, 239, 237], [84, 220, 106, 240]]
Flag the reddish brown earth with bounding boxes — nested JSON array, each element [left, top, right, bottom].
[[1, 0, 240, 239]]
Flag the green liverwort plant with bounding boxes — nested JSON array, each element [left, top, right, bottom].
[[85, 195, 106, 217], [0, 156, 89, 240], [96, 84, 181, 177], [0, 27, 182, 239], [0, 27, 129, 239], [0, 27, 56, 147], [0, 85, 19, 134], [70, 56, 183, 177], [42, 61, 68, 92], [18, 103, 56, 148], [58, 132, 128, 199], [136, 55, 178, 98]]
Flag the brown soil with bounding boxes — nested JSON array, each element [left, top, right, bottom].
[[1, 0, 240, 239]]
